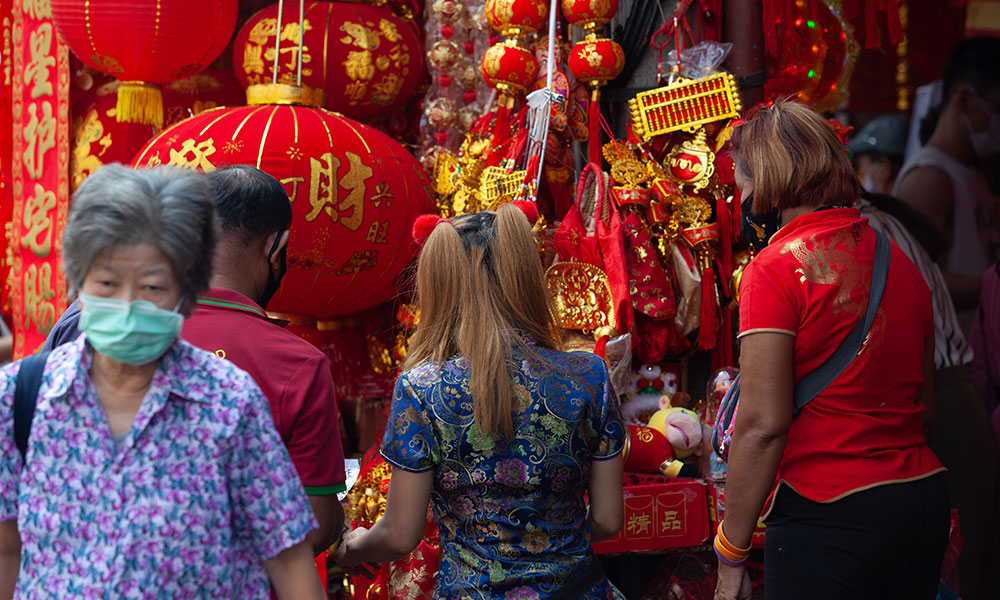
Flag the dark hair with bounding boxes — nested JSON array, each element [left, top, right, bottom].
[[205, 165, 292, 244], [921, 36, 1000, 141]]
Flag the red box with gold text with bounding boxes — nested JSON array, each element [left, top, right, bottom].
[[707, 481, 766, 549], [593, 480, 710, 553]]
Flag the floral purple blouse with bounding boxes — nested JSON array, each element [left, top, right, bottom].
[[0, 336, 316, 599], [382, 343, 625, 600]]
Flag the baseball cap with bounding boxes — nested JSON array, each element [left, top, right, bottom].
[[848, 115, 909, 157]]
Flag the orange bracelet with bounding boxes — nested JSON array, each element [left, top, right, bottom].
[[717, 520, 752, 555], [714, 534, 748, 563]]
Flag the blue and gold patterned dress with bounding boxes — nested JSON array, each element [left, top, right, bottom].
[[381, 341, 625, 600]]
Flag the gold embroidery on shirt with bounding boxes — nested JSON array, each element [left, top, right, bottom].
[[780, 232, 865, 315], [858, 307, 886, 356]]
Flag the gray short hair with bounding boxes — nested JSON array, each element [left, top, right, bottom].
[[63, 164, 217, 306]]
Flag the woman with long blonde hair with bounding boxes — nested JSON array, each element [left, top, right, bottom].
[[335, 204, 625, 599]]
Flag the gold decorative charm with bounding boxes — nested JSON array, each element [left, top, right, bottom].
[[664, 128, 715, 192], [628, 72, 742, 140], [545, 260, 616, 332], [479, 165, 526, 210]]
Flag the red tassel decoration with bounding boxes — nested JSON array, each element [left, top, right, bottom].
[[864, 0, 879, 48], [493, 103, 511, 148], [698, 265, 718, 351], [762, 0, 778, 57], [588, 94, 602, 166], [592, 334, 609, 359], [886, 0, 903, 45]]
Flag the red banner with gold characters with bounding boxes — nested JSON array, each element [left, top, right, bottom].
[[1, 0, 15, 318], [8, 0, 70, 358]]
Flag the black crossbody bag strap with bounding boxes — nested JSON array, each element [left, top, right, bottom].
[[792, 230, 891, 413], [14, 351, 51, 461]]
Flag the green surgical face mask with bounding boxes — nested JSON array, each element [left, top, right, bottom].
[[78, 293, 183, 366]]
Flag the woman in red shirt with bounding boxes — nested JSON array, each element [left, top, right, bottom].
[[714, 101, 948, 600]]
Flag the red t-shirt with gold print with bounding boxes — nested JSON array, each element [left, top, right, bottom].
[[738, 208, 945, 516]]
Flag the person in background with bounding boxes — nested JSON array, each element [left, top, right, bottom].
[[334, 205, 625, 599], [860, 157, 1000, 600], [0, 164, 324, 598], [851, 115, 908, 196], [182, 165, 346, 556], [895, 36, 1000, 335], [715, 101, 948, 600]]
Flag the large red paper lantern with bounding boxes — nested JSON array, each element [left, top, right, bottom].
[[70, 68, 246, 191], [481, 41, 539, 95], [233, 1, 424, 120], [162, 69, 245, 128], [51, 0, 237, 128], [561, 0, 618, 33], [568, 37, 625, 89], [484, 0, 548, 37], [71, 86, 157, 192], [131, 86, 435, 318]]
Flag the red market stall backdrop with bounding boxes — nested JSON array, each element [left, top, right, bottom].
[[0, 0, 977, 594]]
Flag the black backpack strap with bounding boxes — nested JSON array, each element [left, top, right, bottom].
[[14, 351, 50, 461], [792, 229, 891, 413]]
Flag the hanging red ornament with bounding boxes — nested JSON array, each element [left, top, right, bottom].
[[568, 38, 625, 88], [51, 0, 237, 128], [481, 41, 540, 95], [485, 0, 548, 37], [233, 1, 426, 121], [561, 0, 619, 33], [568, 37, 624, 164]]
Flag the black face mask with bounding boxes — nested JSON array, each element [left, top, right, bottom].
[[258, 234, 288, 309], [740, 192, 781, 252]]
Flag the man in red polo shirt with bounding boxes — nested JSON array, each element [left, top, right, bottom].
[[183, 165, 346, 556]]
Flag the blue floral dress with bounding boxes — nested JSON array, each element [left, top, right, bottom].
[[381, 343, 625, 600]]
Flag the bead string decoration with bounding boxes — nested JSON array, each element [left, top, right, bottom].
[[417, 0, 491, 173]]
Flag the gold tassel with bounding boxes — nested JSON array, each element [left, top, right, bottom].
[[116, 82, 163, 130]]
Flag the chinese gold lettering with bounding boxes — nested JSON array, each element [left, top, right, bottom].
[[24, 263, 56, 335], [306, 151, 373, 231], [280, 176, 306, 203], [243, 43, 265, 76], [340, 23, 380, 50], [366, 221, 388, 244], [22, 0, 51, 20], [25, 22, 54, 99], [23, 100, 55, 179], [344, 51, 375, 81], [626, 513, 651, 536], [662, 510, 682, 532], [168, 138, 218, 171], [370, 182, 392, 208], [20, 183, 55, 258]]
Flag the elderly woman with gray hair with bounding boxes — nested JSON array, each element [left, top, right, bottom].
[[0, 164, 325, 599]]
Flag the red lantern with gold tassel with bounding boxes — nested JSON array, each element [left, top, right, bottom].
[[563, 0, 623, 166], [131, 84, 436, 318], [480, 0, 544, 154], [561, 0, 618, 32], [485, 0, 548, 37], [51, 0, 237, 129], [233, 1, 425, 120]]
